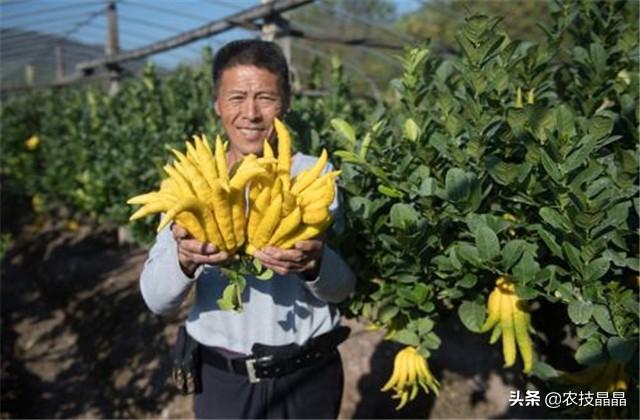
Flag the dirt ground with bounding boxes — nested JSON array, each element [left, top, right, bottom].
[[1, 223, 545, 419]]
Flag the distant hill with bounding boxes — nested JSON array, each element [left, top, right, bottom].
[[0, 28, 148, 89]]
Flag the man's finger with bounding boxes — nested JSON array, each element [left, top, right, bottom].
[[293, 239, 323, 252], [199, 242, 218, 254], [171, 223, 189, 240], [260, 261, 289, 276], [263, 246, 305, 263], [254, 250, 304, 271], [180, 248, 230, 265], [180, 239, 217, 255]]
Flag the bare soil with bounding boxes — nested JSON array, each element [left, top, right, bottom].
[[1, 223, 544, 419]]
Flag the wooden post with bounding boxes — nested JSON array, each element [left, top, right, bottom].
[[55, 45, 65, 81], [106, 0, 121, 95], [261, 0, 299, 94], [261, 0, 277, 41]]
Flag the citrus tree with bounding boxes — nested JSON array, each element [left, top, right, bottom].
[[326, 0, 638, 415], [1, 51, 218, 242]]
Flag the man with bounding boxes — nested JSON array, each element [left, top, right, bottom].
[[139, 39, 356, 419]]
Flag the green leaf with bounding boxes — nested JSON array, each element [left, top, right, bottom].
[[475, 226, 500, 261], [378, 184, 404, 198], [458, 273, 478, 289], [584, 258, 610, 282], [416, 317, 434, 335], [423, 332, 441, 350], [563, 135, 597, 174], [217, 284, 238, 311], [588, 115, 614, 139], [404, 118, 420, 141], [575, 338, 606, 366], [445, 168, 471, 202], [502, 240, 527, 270], [527, 106, 555, 140], [593, 305, 617, 335], [389, 203, 419, 231], [605, 201, 631, 228], [589, 42, 607, 75], [555, 105, 576, 140], [418, 177, 438, 196], [513, 251, 539, 285], [330, 118, 356, 150], [394, 329, 420, 346], [515, 285, 538, 300], [567, 301, 594, 325], [412, 283, 428, 304], [540, 150, 563, 183], [562, 242, 584, 275], [255, 268, 274, 281], [379, 305, 399, 323], [554, 282, 574, 301], [531, 361, 559, 380], [539, 207, 571, 232], [334, 150, 364, 164], [445, 114, 464, 137], [576, 322, 599, 339], [458, 300, 485, 332], [359, 132, 373, 159], [456, 244, 481, 266]]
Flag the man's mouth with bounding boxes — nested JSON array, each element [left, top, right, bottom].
[[237, 127, 265, 141]]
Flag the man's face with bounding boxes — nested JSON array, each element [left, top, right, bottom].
[[214, 65, 285, 158]]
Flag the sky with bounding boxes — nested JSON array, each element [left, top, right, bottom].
[[0, 0, 423, 70]]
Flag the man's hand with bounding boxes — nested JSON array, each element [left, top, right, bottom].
[[171, 223, 235, 277], [253, 238, 325, 279]]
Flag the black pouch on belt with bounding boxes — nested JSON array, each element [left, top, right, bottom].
[[171, 326, 201, 395]]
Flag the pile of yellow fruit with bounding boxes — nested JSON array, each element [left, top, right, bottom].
[[127, 118, 338, 257]]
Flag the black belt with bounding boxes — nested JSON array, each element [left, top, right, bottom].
[[199, 326, 350, 383]]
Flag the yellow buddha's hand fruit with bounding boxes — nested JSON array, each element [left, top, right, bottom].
[[381, 346, 439, 410], [246, 118, 339, 254], [127, 134, 268, 254], [479, 276, 534, 373]]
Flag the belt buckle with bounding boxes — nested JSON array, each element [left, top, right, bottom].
[[245, 355, 273, 383]]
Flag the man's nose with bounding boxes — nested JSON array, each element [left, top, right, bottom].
[[242, 98, 260, 121]]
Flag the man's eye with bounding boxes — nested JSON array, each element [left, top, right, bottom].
[[258, 96, 277, 102], [229, 96, 244, 102]]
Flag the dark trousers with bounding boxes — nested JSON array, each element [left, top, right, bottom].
[[193, 349, 344, 419]]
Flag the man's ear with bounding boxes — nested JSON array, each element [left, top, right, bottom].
[[214, 98, 221, 116]]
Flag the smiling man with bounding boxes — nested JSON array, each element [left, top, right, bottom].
[[139, 40, 355, 419], [215, 59, 285, 163]]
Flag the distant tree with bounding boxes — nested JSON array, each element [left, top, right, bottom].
[[399, 0, 554, 51], [323, 0, 397, 22], [287, 0, 403, 95]]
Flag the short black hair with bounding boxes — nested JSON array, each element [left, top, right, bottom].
[[212, 39, 291, 106]]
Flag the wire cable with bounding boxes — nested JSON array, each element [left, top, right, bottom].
[[1, 11, 104, 29], [3, 6, 105, 74], [288, 20, 402, 66], [119, 14, 191, 35], [0, 0, 40, 7], [1, 1, 104, 21]]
